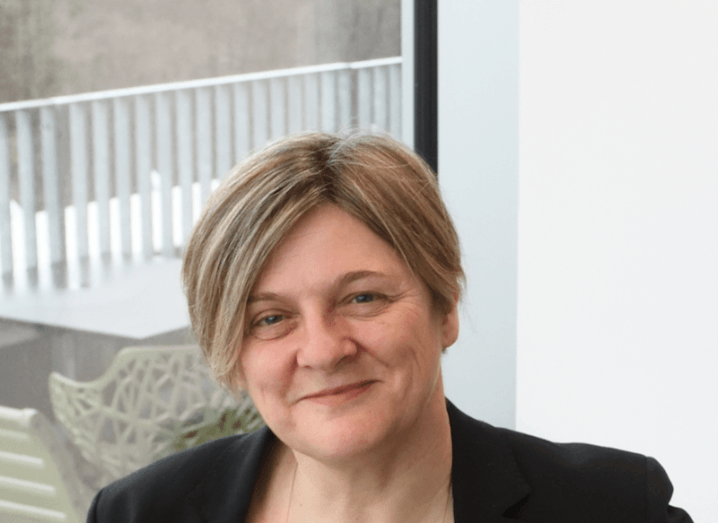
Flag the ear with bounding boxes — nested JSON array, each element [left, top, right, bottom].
[[440, 295, 460, 350]]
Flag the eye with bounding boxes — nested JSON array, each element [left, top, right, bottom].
[[249, 312, 296, 340], [258, 314, 284, 326], [343, 292, 390, 317], [352, 293, 376, 304]]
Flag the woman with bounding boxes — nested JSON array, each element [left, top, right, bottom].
[[87, 132, 692, 522]]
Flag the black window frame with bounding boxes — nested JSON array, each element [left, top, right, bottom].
[[413, 0, 438, 173]]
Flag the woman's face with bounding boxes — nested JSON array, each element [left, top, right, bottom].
[[238, 204, 458, 461]]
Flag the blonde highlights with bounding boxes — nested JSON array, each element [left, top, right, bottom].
[[182, 132, 464, 391]]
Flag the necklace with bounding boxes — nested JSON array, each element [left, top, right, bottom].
[[284, 462, 453, 523], [442, 483, 453, 523], [283, 461, 297, 523]]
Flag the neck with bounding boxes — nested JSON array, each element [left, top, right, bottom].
[[282, 387, 453, 523]]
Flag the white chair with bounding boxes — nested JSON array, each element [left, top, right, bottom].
[[0, 406, 93, 523], [48, 345, 263, 487]]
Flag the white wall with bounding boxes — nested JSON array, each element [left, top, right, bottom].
[[438, 0, 519, 429], [518, 2, 718, 521]]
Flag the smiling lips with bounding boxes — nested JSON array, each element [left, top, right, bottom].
[[302, 381, 375, 406]]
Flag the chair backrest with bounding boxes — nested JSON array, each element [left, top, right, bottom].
[[0, 406, 92, 523], [48, 345, 262, 487]]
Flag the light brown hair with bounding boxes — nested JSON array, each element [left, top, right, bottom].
[[182, 131, 464, 391]]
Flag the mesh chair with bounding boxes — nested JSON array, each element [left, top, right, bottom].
[[48, 345, 263, 487], [0, 406, 93, 523]]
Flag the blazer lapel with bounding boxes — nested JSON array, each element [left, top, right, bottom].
[[448, 400, 531, 522], [184, 426, 274, 523], [178, 402, 529, 523]]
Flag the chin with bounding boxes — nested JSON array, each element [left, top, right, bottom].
[[297, 423, 391, 462], [285, 402, 397, 460]]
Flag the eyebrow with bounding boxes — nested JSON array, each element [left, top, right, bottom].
[[247, 270, 388, 304]]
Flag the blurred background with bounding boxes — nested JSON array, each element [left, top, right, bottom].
[[0, 4, 401, 520], [0, 0, 400, 417], [437, 2, 716, 522], [0, 0, 399, 103]]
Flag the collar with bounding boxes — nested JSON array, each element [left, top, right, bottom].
[[186, 424, 273, 522], [185, 399, 531, 522], [447, 400, 531, 521]]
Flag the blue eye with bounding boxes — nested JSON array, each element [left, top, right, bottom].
[[259, 314, 283, 326], [353, 293, 375, 303], [249, 312, 296, 340]]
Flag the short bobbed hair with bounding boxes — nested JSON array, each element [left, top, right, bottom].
[[182, 132, 464, 391]]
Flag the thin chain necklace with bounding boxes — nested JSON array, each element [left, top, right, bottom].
[[284, 461, 453, 523], [282, 461, 297, 523]]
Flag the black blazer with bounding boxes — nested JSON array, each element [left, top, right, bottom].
[[87, 400, 692, 522]]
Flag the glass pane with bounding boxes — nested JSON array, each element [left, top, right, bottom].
[[0, 0, 401, 514]]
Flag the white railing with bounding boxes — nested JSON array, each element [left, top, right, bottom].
[[0, 57, 402, 288]]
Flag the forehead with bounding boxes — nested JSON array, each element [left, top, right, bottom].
[[251, 204, 410, 294]]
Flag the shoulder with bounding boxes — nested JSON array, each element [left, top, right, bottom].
[[498, 425, 648, 485], [496, 427, 688, 521], [87, 428, 273, 523], [446, 401, 692, 522], [498, 427, 647, 499], [103, 433, 245, 495]]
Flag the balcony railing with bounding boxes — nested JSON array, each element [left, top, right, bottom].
[[0, 57, 402, 290]]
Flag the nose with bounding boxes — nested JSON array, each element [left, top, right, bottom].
[[296, 310, 357, 370]]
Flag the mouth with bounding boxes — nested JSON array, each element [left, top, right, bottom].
[[302, 381, 375, 405]]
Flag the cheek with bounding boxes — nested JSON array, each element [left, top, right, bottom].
[[350, 320, 401, 356], [352, 319, 432, 365], [239, 343, 291, 398]]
